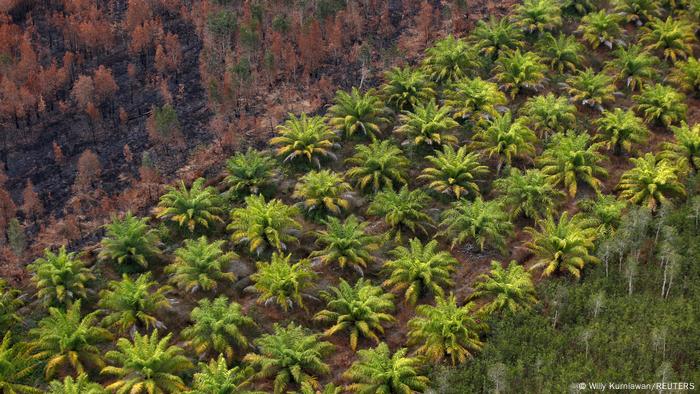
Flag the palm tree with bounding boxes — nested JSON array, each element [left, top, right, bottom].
[[613, 0, 661, 25], [471, 261, 537, 314], [538, 132, 608, 197], [298, 382, 342, 394], [526, 212, 599, 278], [396, 100, 458, 147], [228, 195, 301, 254], [28, 246, 93, 307], [29, 301, 112, 379], [640, 17, 696, 62], [381, 67, 435, 113], [0, 280, 23, 332], [605, 45, 659, 92], [190, 355, 259, 394], [419, 145, 489, 200], [250, 253, 316, 312], [577, 10, 624, 49], [367, 186, 432, 241], [292, 170, 352, 220], [98, 212, 161, 269], [633, 84, 687, 127], [520, 93, 577, 137], [566, 68, 616, 109], [383, 238, 457, 305], [444, 77, 507, 123], [0, 332, 40, 394], [472, 16, 523, 58], [618, 153, 686, 210], [166, 236, 236, 293], [439, 197, 513, 252], [562, 0, 597, 15], [156, 178, 224, 234], [512, 0, 563, 34], [47, 374, 105, 394], [494, 50, 547, 98], [422, 35, 480, 83], [536, 33, 584, 74], [343, 343, 428, 393], [270, 113, 338, 167], [98, 273, 172, 334], [181, 296, 255, 361], [662, 121, 700, 173], [407, 294, 485, 365], [594, 108, 649, 155], [310, 216, 380, 273], [224, 148, 279, 199], [328, 88, 391, 140], [577, 194, 628, 238], [493, 168, 564, 220], [244, 323, 333, 394], [345, 140, 409, 193], [102, 330, 193, 394], [671, 57, 700, 94], [314, 279, 394, 350], [471, 111, 537, 175]]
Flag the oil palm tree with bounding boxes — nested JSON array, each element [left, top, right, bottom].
[[166, 236, 236, 293], [577, 194, 627, 238], [494, 50, 547, 98], [519, 93, 577, 138], [314, 278, 395, 351], [297, 382, 342, 394], [343, 343, 428, 393], [577, 10, 624, 49], [470, 111, 537, 175], [292, 170, 352, 220], [512, 0, 563, 34], [155, 178, 224, 234], [640, 17, 696, 62], [328, 88, 391, 140], [422, 35, 480, 83], [613, 0, 661, 25], [493, 168, 564, 220], [536, 33, 584, 74], [250, 253, 316, 312], [671, 57, 700, 94], [98, 212, 161, 269], [345, 140, 409, 193], [419, 145, 489, 200], [439, 197, 513, 252], [562, 0, 597, 16], [366, 186, 432, 241], [471, 16, 523, 58], [47, 374, 105, 394], [271, 114, 338, 167], [396, 100, 458, 147], [382, 67, 435, 113], [444, 77, 507, 123], [190, 355, 259, 394], [0, 333, 40, 394], [566, 68, 616, 109], [224, 148, 279, 199], [0, 280, 23, 332], [594, 108, 649, 155], [471, 260, 537, 314], [310, 216, 380, 273], [634, 84, 687, 127], [28, 246, 93, 307], [228, 195, 301, 254], [605, 45, 659, 91], [618, 153, 686, 210], [661, 121, 700, 173]]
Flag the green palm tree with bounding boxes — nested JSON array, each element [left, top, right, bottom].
[[47, 374, 105, 394], [618, 153, 686, 210], [381, 67, 435, 113], [538, 132, 608, 197], [671, 57, 700, 94], [471, 111, 537, 174], [562, 0, 597, 15], [29, 301, 112, 379], [439, 197, 513, 252], [512, 0, 563, 34], [577, 194, 627, 238], [310, 216, 380, 273], [292, 170, 352, 220], [328, 88, 391, 140], [661, 121, 700, 173], [566, 68, 616, 109], [155, 178, 224, 234], [250, 253, 316, 312], [181, 296, 255, 361], [594, 108, 649, 155], [471, 261, 537, 314], [577, 10, 624, 49], [493, 168, 564, 220], [297, 382, 342, 394], [166, 236, 236, 293], [98, 273, 172, 334], [243, 323, 333, 394], [270, 113, 338, 167], [224, 148, 278, 199], [444, 77, 507, 123], [0, 332, 40, 394], [396, 100, 458, 147], [408, 294, 485, 365], [98, 212, 161, 269], [633, 84, 687, 127], [419, 145, 489, 200], [314, 278, 394, 350], [520, 93, 577, 137], [641, 16, 696, 62], [472, 16, 523, 58], [228, 195, 301, 254], [536, 33, 584, 74], [422, 35, 480, 83], [345, 140, 409, 193], [367, 186, 432, 241], [494, 50, 547, 98], [190, 355, 259, 394], [526, 212, 599, 278], [102, 330, 193, 394], [383, 238, 457, 305], [343, 343, 428, 393], [28, 246, 93, 307], [0, 280, 23, 332], [613, 0, 661, 25], [606, 44, 659, 93]]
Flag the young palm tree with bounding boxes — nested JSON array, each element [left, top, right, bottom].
[[155, 178, 224, 234], [224, 148, 279, 199], [662, 121, 700, 173], [396, 100, 458, 147], [494, 50, 547, 98], [310, 216, 380, 273], [270, 113, 338, 167], [228, 195, 301, 254], [345, 140, 409, 193], [383, 238, 457, 305], [102, 330, 193, 394], [519, 93, 577, 137], [444, 77, 507, 123], [512, 0, 563, 34], [98, 212, 161, 269], [250, 253, 316, 312], [536, 33, 584, 74], [181, 296, 255, 361], [47, 374, 105, 394], [190, 355, 258, 394], [606, 45, 659, 92], [634, 83, 687, 127], [577, 194, 627, 238], [28, 246, 93, 307], [562, 0, 597, 15], [493, 168, 564, 220], [366, 186, 432, 241], [0, 280, 23, 332], [618, 153, 686, 210], [471, 261, 537, 314], [671, 57, 700, 94], [314, 278, 395, 351], [98, 273, 172, 334], [382, 67, 435, 113], [471, 16, 523, 58], [526, 212, 599, 278], [343, 343, 428, 393], [470, 111, 537, 174], [566, 68, 616, 109], [407, 294, 485, 365], [29, 301, 112, 379], [166, 236, 236, 293], [0, 332, 40, 394], [577, 10, 624, 49], [243, 323, 333, 394], [422, 35, 480, 83], [419, 145, 489, 200], [439, 197, 513, 252], [298, 382, 342, 394], [594, 108, 649, 155], [538, 132, 608, 197], [613, 0, 661, 25], [640, 17, 696, 62], [292, 170, 352, 220], [328, 88, 391, 140]]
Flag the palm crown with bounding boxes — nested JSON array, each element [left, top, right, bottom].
[[166, 236, 236, 292], [250, 253, 316, 312], [0, 280, 23, 332], [471, 111, 537, 175], [613, 0, 661, 25], [345, 140, 409, 193], [47, 374, 105, 394], [343, 343, 428, 393], [228, 195, 301, 254], [605, 45, 659, 91], [367, 186, 432, 241], [155, 178, 224, 234], [536, 33, 584, 74], [422, 35, 480, 84], [29, 246, 94, 307], [190, 355, 258, 394], [472, 16, 523, 58], [98, 212, 161, 268], [224, 148, 278, 199], [577, 10, 624, 49], [617, 153, 686, 210], [520, 93, 577, 138], [439, 197, 513, 252], [396, 100, 458, 147], [512, 0, 563, 34], [419, 145, 489, 200], [566, 68, 616, 109], [494, 168, 563, 220], [292, 169, 352, 220], [594, 108, 649, 155], [494, 50, 547, 98], [641, 16, 696, 62], [662, 121, 700, 172], [328, 88, 390, 140], [98, 273, 172, 334], [633, 83, 687, 127], [271, 113, 338, 167], [471, 260, 537, 314], [0, 332, 38, 394], [444, 77, 507, 123], [310, 215, 380, 273], [671, 57, 700, 94], [382, 67, 435, 113]]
